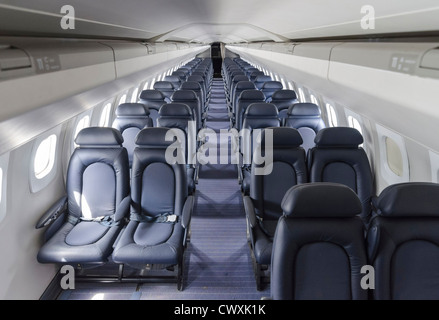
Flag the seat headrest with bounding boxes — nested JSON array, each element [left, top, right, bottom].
[[376, 183, 439, 217], [271, 89, 297, 101], [172, 71, 186, 76], [281, 183, 362, 218], [239, 90, 266, 101], [236, 81, 256, 90], [153, 81, 175, 90], [233, 75, 249, 83], [261, 81, 283, 90], [135, 127, 183, 148], [171, 90, 198, 101], [139, 89, 166, 101], [259, 127, 303, 148], [158, 103, 192, 117], [254, 75, 272, 82], [315, 127, 364, 148], [288, 103, 321, 117], [115, 103, 150, 117], [187, 75, 203, 82], [245, 103, 279, 117], [250, 71, 265, 80], [179, 81, 201, 91], [164, 75, 181, 83], [75, 127, 123, 147]]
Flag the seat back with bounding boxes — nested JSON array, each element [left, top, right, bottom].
[[179, 81, 204, 111], [270, 89, 298, 120], [131, 128, 187, 221], [261, 81, 283, 102], [367, 182, 439, 300], [250, 127, 307, 222], [112, 103, 153, 167], [138, 90, 167, 126], [241, 103, 280, 165], [157, 103, 195, 165], [153, 81, 176, 102], [171, 90, 202, 131], [235, 89, 266, 130], [230, 75, 249, 101], [253, 75, 273, 89], [67, 127, 130, 222], [172, 71, 187, 82], [163, 75, 182, 89], [232, 81, 256, 114], [249, 71, 265, 82], [285, 103, 325, 152], [271, 183, 367, 300], [187, 75, 206, 104], [308, 127, 374, 222]]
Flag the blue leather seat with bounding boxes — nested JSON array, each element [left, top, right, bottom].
[[36, 127, 130, 266], [187, 75, 206, 105], [270, 89, 298, 121], [249, 71, 265, 82], [163, 75, 182, 89], [308, 127, 374, 223], [179, 81, 205, 111], [253, 75, 273, 89], [244, 127, 307, 290], [234, 89, 266, 131], [112, 127, 193, 290], [138, 89, 167, 126], [260, 81, 283, 102], [367, 182, 439, 300], [153, 81, 176, 102], [172, 71, 188, 82], [271, 183, 368, 300], [285, 103, 325, 153], [112, 103, 153, 167], [229, 75, 249, 104], [245, 67, 260, 77], [171, 90, 202, 131], [157, 103, 197, 194], [240, 103, 280, 195], [231, 81, 257, 116]]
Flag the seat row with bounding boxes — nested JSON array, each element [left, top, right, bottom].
[[270, 181, 439, 300], [36, 126, 193, 290], [113, 58, 214, 194], [243, 126, 374, 289]]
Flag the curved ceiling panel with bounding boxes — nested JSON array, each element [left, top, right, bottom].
[[0, 0, 438, 43]]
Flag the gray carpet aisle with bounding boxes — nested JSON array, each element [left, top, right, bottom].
[[62, 78, 270, 300]]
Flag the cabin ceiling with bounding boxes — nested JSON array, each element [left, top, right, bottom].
[[0, 0, 439, 43]]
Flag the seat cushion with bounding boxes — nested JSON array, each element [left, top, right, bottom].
[[37, 221, 122, 264], [112, 220, 185, 267], [65, 221, 110, 246]]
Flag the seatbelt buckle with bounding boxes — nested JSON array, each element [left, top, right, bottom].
[[166, 215, 177, 223]]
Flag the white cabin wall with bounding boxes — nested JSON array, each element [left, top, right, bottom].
[[0, 126, 66, 299]]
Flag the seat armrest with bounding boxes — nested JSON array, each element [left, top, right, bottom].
[[181, 195, 194, 229], [35, 196, 68, 229], [243, 196, 257, 228], [114, 196, 131, 222]]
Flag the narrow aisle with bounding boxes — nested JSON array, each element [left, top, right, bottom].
[[141, 77, 270, 299]]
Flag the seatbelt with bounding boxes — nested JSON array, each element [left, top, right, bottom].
[[67, 214, 119, 227], [255, 215, 274, 238], [130, 212, 178, 224]]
